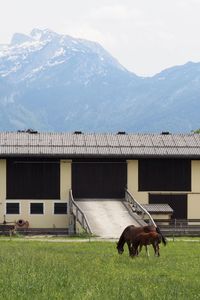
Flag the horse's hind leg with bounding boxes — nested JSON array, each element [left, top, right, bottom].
[[153, 243, 160, 257], [152, 244, 157, 256], [157, 244, 160, 257]]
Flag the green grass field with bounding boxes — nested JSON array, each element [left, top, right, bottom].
[[0, 239, 199, 300]]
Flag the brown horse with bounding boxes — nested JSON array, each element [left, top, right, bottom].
[[116, 225, 167, 256], [116, 225, 156, 256], [130, 231, 163, 257]]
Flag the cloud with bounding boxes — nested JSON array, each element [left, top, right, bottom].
[[91, 4, 142, 21]]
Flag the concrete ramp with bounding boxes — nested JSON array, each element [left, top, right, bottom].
[[75, 199, 141, 238]]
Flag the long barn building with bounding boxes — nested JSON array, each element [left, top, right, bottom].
[[0, 131, 200, 230]]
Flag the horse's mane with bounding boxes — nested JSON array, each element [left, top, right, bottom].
[[117, 232, 125, 248], [117, 225, 135, 248]]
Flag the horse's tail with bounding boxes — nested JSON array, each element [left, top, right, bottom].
[[156, 226, 167, 246]]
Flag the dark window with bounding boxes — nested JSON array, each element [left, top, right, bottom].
[[54, 203, 67, 214], [6, 203, 20, 214], [7, 158, 60, 199], [30, 203, 43, 214], [149, 194, 187, 219], [139, 159, 191, 191]]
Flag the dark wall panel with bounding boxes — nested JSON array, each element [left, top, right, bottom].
[[139, 159, 191, 191], [7, 158, 60, 199], [149, 194, 187, 219], [72, 159, 127, 198]]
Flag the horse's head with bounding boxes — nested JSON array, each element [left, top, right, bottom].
[[116, 242, 124, 254]]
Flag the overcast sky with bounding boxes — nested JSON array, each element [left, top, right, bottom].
[[1, 0, 200, 76]]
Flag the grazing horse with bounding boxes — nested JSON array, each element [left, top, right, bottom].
[[116, 225, 156, 256], [130, 231, 163, 257], [116, 225, 167, 257]]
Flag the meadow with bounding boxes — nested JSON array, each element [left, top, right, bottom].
[[0, 239, 199, 300]]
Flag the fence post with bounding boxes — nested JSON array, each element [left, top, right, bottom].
[[173, 219, 177, 241]]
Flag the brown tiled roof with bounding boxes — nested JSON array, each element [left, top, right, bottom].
[[0, 131, 200, 158]]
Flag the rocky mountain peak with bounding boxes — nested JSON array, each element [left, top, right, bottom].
[[30, 28, 58, 42], [0, 29, 199, 133], [11, 33, 33, 45]]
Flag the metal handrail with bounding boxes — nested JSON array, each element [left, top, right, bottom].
[[125, 189, 157, 227], [69, 190, 92, 234]]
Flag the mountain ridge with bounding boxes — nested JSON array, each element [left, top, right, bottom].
[[0, 29, 199, 133]]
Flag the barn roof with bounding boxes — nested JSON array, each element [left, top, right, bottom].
[[0, 131, 200, 158]]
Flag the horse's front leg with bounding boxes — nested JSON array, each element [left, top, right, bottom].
[[129, 242, 138, 257], [127, 242, 134, 257], [133, 244, 141, 256], [138, 244, 143, 254], [135, 245, 139, 256]]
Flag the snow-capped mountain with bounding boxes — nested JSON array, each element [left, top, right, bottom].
[[0, 28, 200, 132], [0, 28, 133, 85]]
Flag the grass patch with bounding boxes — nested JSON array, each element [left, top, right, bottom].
[[0, 240, 199, 299]]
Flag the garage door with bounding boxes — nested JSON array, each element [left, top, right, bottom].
[[72, 159, 127, 198], [149, 194, 187, 219]]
